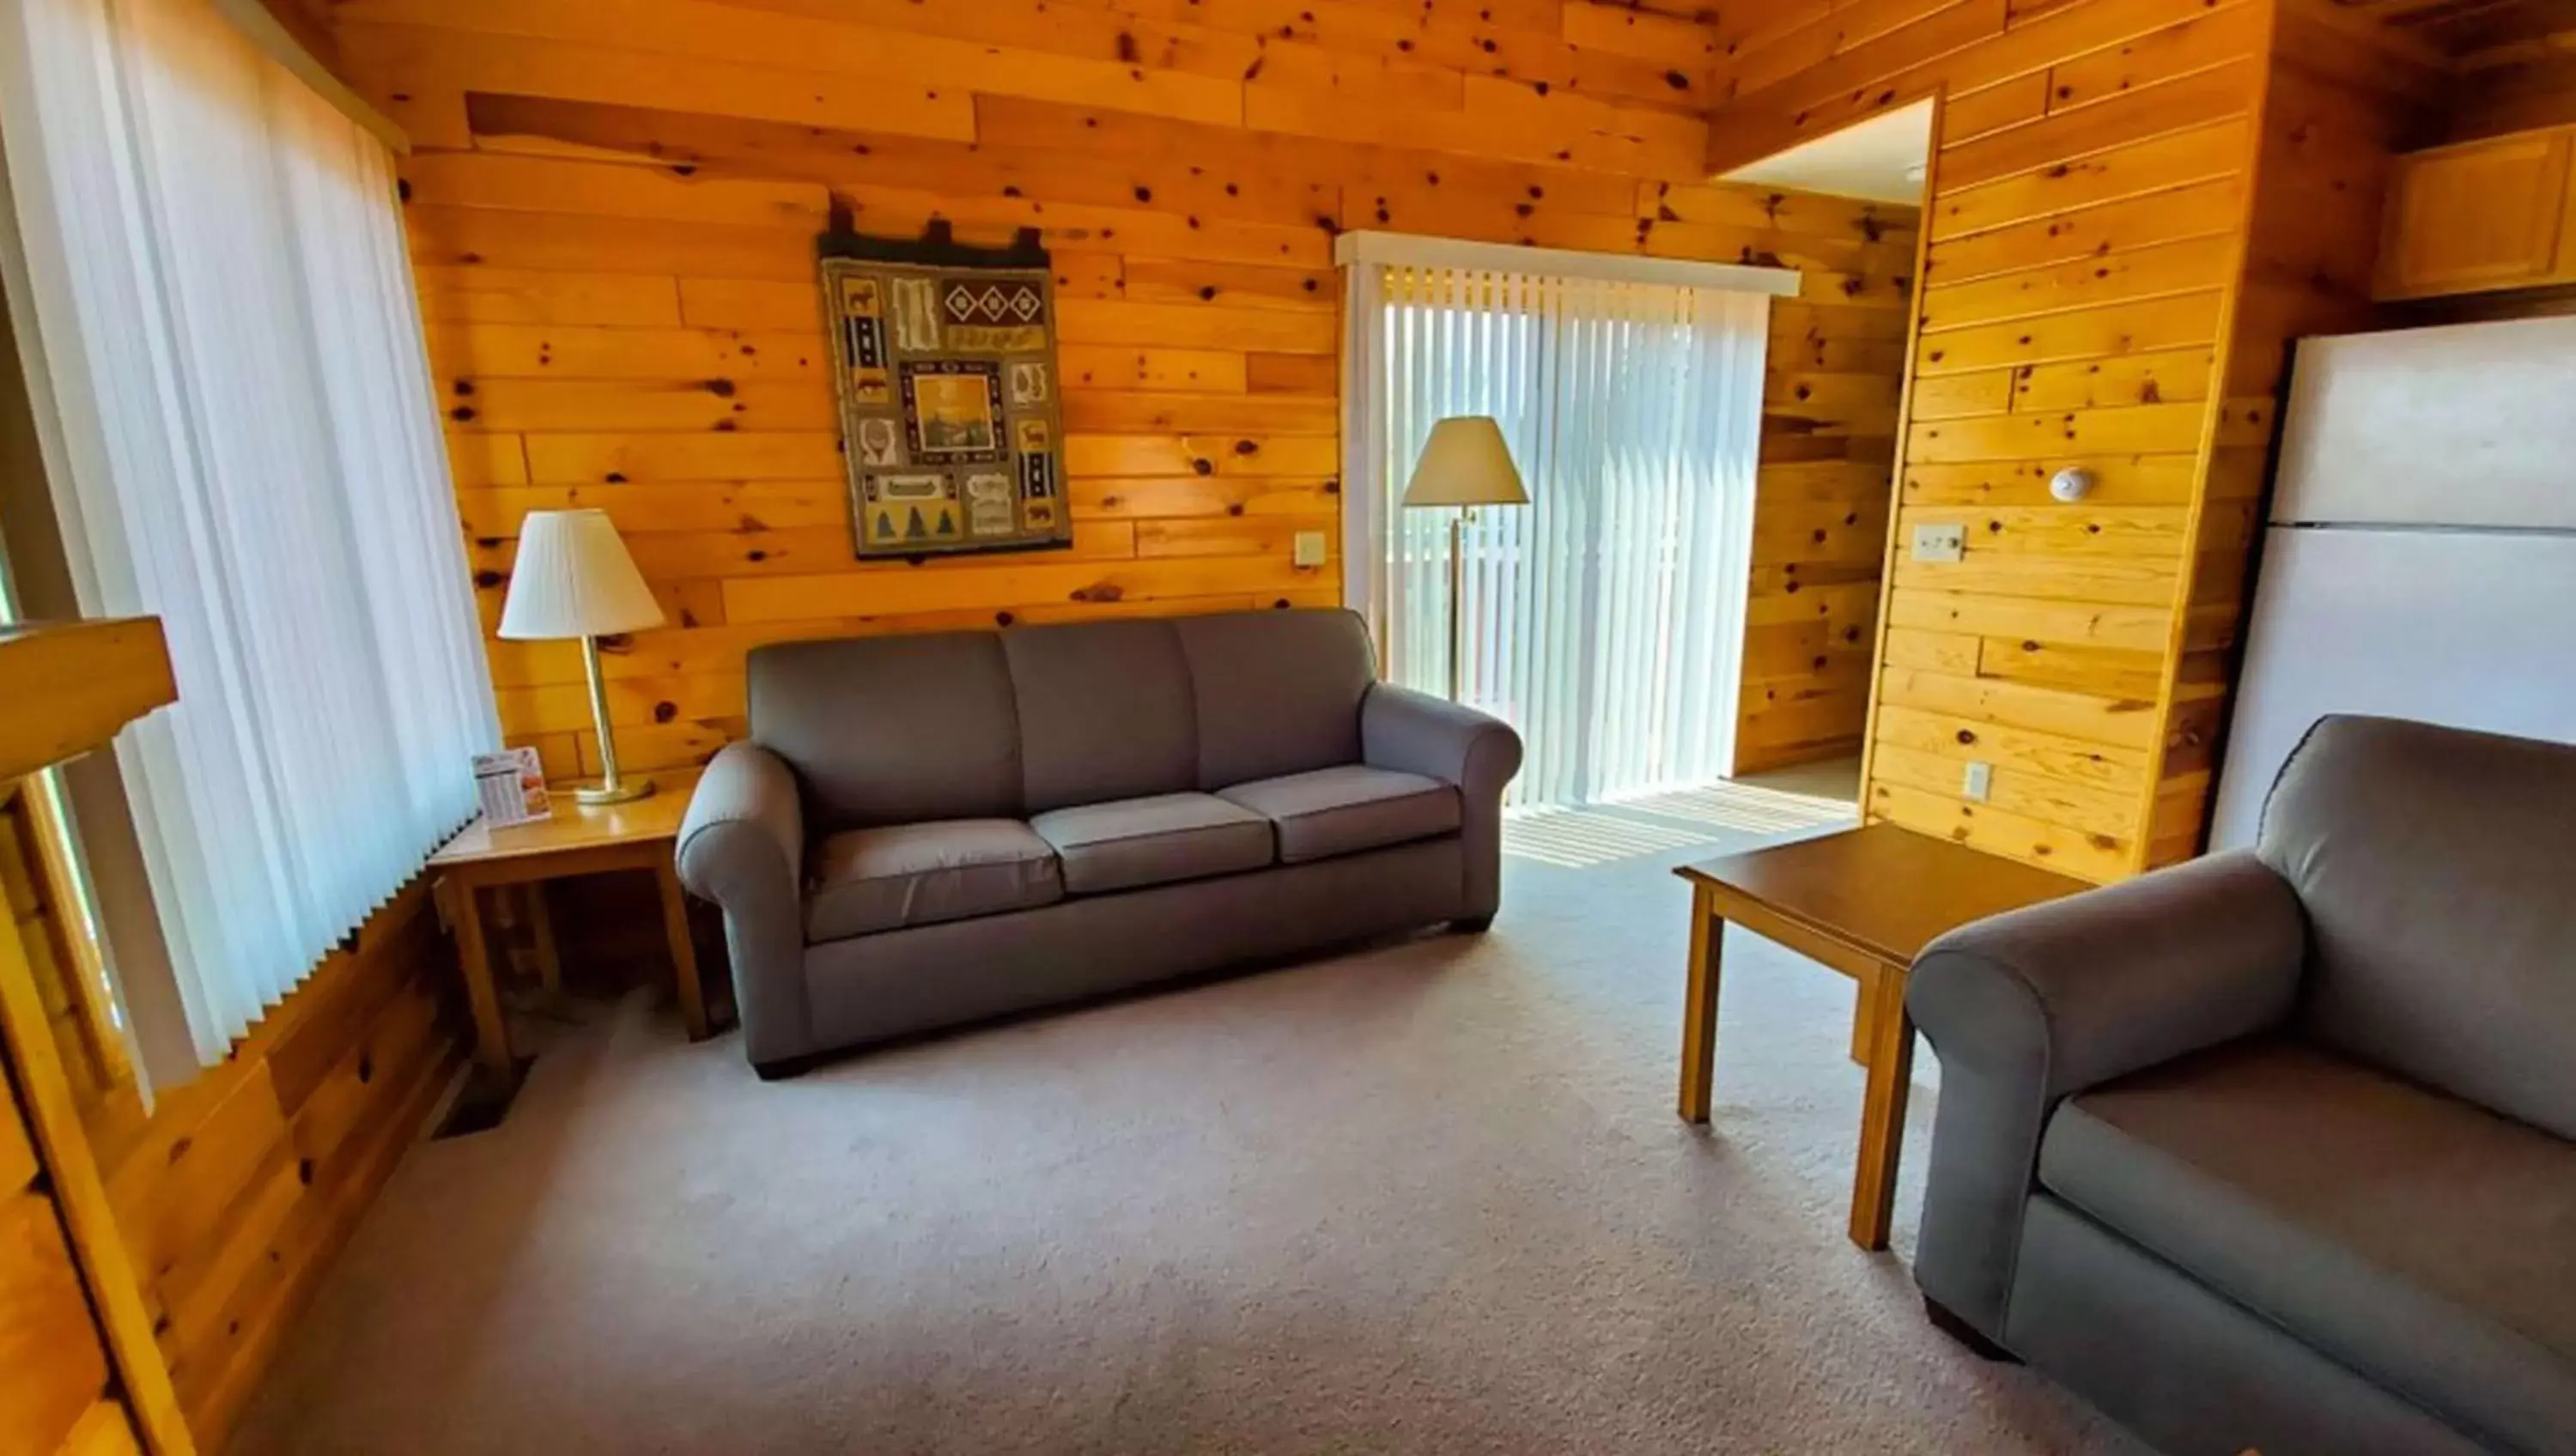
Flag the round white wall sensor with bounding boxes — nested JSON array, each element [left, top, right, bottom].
[[2049, 467, 2096, 503]]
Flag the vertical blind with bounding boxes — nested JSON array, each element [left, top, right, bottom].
[[0, 0, 495, 1083], [1346, 262, 1772, 808]]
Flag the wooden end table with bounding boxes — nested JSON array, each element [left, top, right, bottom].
[[1674, 823, 2085, 1251], [428, 767, 713, 1083]]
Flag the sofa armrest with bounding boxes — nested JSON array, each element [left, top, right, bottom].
[[1905, 849, 2306, 1340], [1361, 683, 1522, 796], [1361, 683, 1523, 922], [675, 742, 814, 1065]]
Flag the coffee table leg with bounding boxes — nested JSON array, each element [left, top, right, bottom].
[[1849, 963, 1879, 1068], [1849, 974, 1917, 1250], [1678, 883, 1722, 1123], [655, 861, 711, 1042]]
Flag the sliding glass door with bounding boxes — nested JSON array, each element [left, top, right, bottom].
[[1346, 255, 1772, 810]]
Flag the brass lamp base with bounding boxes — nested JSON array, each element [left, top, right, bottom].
[[574, 777, 654, 807]]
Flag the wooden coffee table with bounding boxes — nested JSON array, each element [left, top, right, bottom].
[[1674, 823, 2085, 1250]]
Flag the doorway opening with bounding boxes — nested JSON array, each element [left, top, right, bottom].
[[1698, 100, 1938, 842], [1480, 101, 1934, 870]]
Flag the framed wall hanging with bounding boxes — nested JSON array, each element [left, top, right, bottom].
[[817, 218, 1072, 561]]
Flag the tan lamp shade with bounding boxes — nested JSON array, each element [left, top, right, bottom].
[[497, 509, 665, 640], [1402, 416, 1528, 509]]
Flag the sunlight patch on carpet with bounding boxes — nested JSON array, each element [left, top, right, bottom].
[[1504, 779, 1858, 869]]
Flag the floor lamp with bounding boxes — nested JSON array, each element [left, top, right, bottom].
[[1402, 416, 1528, 702]]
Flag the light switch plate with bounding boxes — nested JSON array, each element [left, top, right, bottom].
[[1911, 522, 1965, 564], [1292, 530, 1328, 567], [1962, 761, 1994, 802]]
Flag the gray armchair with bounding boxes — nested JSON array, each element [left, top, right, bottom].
[[677, 610, 1522, 1076], [1908, 715, 2576, 1456]]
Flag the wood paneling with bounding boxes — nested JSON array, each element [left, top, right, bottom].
[[0, 786, 172, 1456], [1738, 274, 1917, 771], [2, 789, 127, 1121], [0, 1181, 114, 1456], [3, 768, 459, 1456], [90, 883, 460, 1450], [322, 0, 1916, 781], [1710, 0, 2438, 877]]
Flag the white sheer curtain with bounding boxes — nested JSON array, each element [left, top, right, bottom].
[[1346, 256, 1772, 809], [0, 0, 495, 1083]]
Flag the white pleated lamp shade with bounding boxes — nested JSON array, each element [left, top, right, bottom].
[[496, 509, 665, 640], [1402, 416, 1528, 508]]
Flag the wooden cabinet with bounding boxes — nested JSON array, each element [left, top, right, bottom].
[[2377, 127, 2576, 300]]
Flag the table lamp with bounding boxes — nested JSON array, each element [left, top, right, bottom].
[[497, 508, 665, 804], [1402, 416, 1528, 701]]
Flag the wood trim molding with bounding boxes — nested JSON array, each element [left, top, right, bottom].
[[0, 621, 174, 783], [1332, 230, 1804, 295], [206, 0, 408, 155]]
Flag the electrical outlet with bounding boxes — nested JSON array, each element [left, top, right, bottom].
[[1962, 761, 1994, 803], [1911, 522, 1965, 564], [1292, 531, 1328, 567]]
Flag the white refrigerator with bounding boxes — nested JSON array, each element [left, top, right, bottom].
[[2208, 314, 2576, 852]]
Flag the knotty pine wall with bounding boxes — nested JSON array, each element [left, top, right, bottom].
[[8, 787, 459, 1453], [0, 1061, 143, 1456], [1707, 0, 2435, 880], [2, 791, 149, 1456], [307, 0, 1917, 781], [88, 881, 461, 1449]]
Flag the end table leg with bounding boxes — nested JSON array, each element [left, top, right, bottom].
[[526, 883, 564, 998], [655, 861, 711, 1042], [1849, 974, 1917, 1251], [1678, 884, 1722, 1124], [443, 877, 513, 1077]]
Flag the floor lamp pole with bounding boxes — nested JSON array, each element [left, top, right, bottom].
[[1447, 508, 1467, 702]]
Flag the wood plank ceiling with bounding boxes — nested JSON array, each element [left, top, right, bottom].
[[2329, 0, 2576, 58], [1720, 0, 2576, 66]]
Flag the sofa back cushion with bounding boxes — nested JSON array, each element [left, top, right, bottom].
[[1173, 610, 1374, 789], [1002, 619, 1198, 813], [2258, 714, 2576, 1140], [749, 633, 1022, 830]]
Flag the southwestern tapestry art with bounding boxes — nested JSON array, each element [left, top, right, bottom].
[[819, 224, 1071, 560]]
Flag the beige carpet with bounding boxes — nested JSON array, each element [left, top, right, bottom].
[[232, 788, 2142, 1456]]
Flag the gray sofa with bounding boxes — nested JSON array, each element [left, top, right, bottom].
[[674, 608, 1522, 1076], [1907, 715, 2576, 1455]]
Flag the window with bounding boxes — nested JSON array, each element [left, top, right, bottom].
[[0, 528, 132, 1108], [1339, 234, 1789, 809], [0, 0, 495, 1089]]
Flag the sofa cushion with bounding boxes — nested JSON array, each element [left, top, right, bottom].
[[2259, 715, 2576, 1140], [805, 819, 1061, 943], [2038, 1038, 2576, 1453], [1172, 610, 1374, 790], [1030, 792, 1273, 895], [1001, 621, 1199, 814], [751, 634, 1021, 831], [1218, 765, 1461, 864]]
